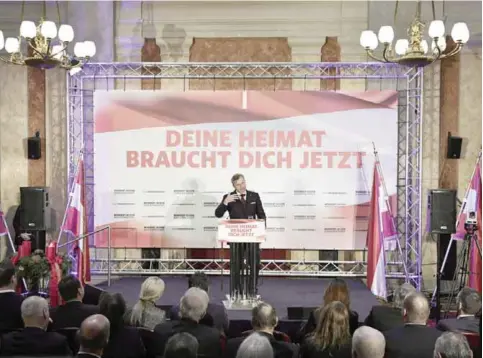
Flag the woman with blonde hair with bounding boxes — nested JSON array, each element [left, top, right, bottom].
[[301, 301, 352, 358], [124, 276, 166, 329], [299, 278, 359, 341]]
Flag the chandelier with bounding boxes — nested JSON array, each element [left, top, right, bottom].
[[359, 0, 469, 67], [0, 1, 96, 71]]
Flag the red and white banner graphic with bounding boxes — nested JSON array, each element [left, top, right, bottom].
[[93, 90, 398, 250]]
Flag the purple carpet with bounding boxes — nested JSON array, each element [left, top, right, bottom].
[[95, 276, 377, 322]]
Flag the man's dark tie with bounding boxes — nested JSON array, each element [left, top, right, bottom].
[[240, 194, 246, 204]]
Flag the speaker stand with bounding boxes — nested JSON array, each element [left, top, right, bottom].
[[30, 231, 46, 252]]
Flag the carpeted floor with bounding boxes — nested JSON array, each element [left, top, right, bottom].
[[95, 276, 378, 321]]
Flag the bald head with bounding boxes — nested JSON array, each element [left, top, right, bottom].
[[79, 314, 110, 354], [251, 302, 278, 331], [403, 292, 430, 324], [352, 326, 385, 358]]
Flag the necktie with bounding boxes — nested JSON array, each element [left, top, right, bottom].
[[240, 194, 246, 204]]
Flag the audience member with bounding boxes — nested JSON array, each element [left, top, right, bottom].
[[50, 275, 99, 330], [364, 283, 416, 332], [124, 276, 166, 330], [352, 326, 385, 358], [301, 301, 351, 358], [437, 287, 481, 333], [154, 287, 222, 358], [164, 332, 199, 358], [99, 292, 146, 358], [0, 296, 71, 356], [170, 272, 229, 333], [226, 302, 298, 358], [235, 332, 274, 358], [300, 278, 359, 339], [384, 292, 441, 358], [77, 314, 110, 358], [0, 259, 24, 330], [434, 332, 473, 358]]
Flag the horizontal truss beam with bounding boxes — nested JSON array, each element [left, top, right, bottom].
[[75, 62, 412, 80]]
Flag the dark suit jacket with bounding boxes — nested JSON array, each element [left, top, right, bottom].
[[154, 318, 222, 358], [225, 331, 298, 358], [364, 305, 404, 332], [0, 291, 24, 330], [77, 354, 101, 358], [102, 326, 146, 358], [0, 327, 72, 356], [50, 301, 99, 330], [301, 337, 351, 358], [300, 309, 359, 340], [215, 190, 266, 221], [169, 302, 229, 333], [436, 316, 480, 333], [384, 324, 442, 358]]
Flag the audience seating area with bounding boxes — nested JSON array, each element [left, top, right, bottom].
[[0, 262, 481, 358]]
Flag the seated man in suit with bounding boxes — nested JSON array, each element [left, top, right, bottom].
[[225, 302, 298, 358], [384, 292, 441, 358], [433, 332, 473, 358], [50, 275, 99, 330], [437, 287, 481, 333], [169, 272, 229, 333], [164, 333, 199, 358], [364, 283, 416, 332], [77, 314, 110, 358], [154, 287, 223, 358], [352, 326, 385, 358], [0, 296, 72, 356], [0, 259, 24, 331]]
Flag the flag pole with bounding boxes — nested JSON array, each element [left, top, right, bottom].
[[431, 149, 482, 303], [372, 142, 409, 281], [0, 205, 16, 255], [56, 148, 84, 249]]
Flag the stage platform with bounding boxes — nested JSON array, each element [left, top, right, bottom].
[[95, 276, 378, 338]]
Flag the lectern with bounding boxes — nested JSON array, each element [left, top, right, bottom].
[[218, 219, 265, 303]]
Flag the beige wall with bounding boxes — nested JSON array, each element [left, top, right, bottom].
[[0, 1, 481, 289]]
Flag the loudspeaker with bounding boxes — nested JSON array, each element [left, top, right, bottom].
[[27, 136, 41, 159], [429, 189, 457, 234], [20, 187, 51, 230], [447, 135, 463, 159]]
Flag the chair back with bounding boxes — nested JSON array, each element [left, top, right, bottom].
[[461, 331, 480, 358], [54, 327, 80, 354], [137, 327, 162, 358]]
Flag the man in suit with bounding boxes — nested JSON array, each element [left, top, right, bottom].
[[437, 287, 481, 333], [77, 314, 110, 358], [215, 173, 266, 297], [352, 326, 385, 358], [0, 259, 24, 331], [384, 292, 441, 358], [364, 283, 416, 332], [154, 287, 223, 358], [0, 296, 72, 356], [433, 332, 473, 358], [225, 302, 298, 358], [50, 275, 99, 330], [169, 272, 229, 333]]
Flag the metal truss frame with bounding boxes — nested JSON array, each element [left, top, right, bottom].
[[67, 62, 423, 287]]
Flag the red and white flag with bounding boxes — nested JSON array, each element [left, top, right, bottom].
[[366, 162, 396, 299], [62, 158, 90, 284], [454, 159, 481, 292]]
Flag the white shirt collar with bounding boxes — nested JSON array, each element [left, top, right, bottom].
[[0, 289, 15, 294]]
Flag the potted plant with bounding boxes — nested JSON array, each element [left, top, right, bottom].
[[16, 249, 51, 294]]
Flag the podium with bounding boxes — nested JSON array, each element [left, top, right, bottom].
[[218, 219, 265, 305]]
